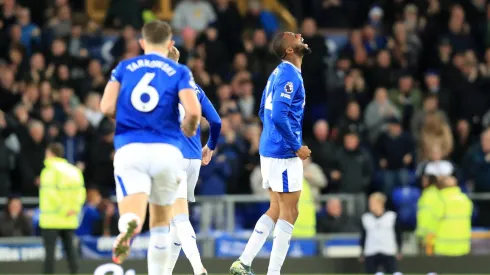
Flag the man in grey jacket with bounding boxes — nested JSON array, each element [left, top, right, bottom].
[[364, 87, 401, 144]]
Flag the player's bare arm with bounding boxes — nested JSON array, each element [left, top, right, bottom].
[[100, 81, 121, 118], [179, 88, 201, 137]]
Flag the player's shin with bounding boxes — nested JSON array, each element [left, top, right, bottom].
[[164, 221, 181, 275], [173, 213, 206, 274], [239, 214, 275, 266], [147, 226, 171, 275], [267, 220, 294, 275]]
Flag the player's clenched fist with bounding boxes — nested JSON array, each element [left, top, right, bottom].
[[295, 145, 311, 160], [201, 145, 214, 166]]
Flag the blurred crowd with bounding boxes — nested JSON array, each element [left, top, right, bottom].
[[1, 0, 490, 236]]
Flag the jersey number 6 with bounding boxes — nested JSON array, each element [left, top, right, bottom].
[[131, 72, 159, 112]]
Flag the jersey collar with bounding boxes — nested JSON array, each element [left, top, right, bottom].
[[146, 51, 167, 58], [282, 60, 301, 73]]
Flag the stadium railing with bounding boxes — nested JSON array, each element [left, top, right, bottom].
[[0, 194, 366, 233], [3, 192, 490, 233]]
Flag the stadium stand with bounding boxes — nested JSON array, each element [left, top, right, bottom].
[[1, 0, 490, 257]]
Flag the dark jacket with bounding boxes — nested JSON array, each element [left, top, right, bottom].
[[375, 131, 415, 170], [317, 213, 357, 233], [331, 148, 373, 193], [336, 116, 368, 144], [0, 212, 32, 237], [462, 143, 490, 192], [15, 126, 46, 196], [308, 138, 338, 179]]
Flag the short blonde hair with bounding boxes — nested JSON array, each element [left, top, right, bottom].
[[369, 192, 387, 204]]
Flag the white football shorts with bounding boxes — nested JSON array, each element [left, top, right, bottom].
[[260, 156, 303, 193], [176, 158, 201, 202], [113, 143, 184, 206]]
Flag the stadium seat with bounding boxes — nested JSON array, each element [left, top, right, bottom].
[[391, 186, 421, 209], [31, 208, 41, 236], [392, 186, 420, 228]]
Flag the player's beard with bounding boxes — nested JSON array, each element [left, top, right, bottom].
[[294, 44, 312, 57]]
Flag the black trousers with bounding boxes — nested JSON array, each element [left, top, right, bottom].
[[41, 229, 78, 274], [365, 253, 397, 273]]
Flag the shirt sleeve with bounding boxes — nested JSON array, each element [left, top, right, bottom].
[[259, 89, 266, 123], [177, 65, 198, 92], [395, 214, 403, 253], [360, 219, 366, 254], [270, 70, 302, 152], [110, 62, 124, 83], [200, 92, 221, 150], [272, 70, 301, 106]]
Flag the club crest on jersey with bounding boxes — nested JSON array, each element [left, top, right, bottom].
[[284, 82, 293, 94]]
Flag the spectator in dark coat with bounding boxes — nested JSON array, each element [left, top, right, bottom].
[[463, 128, 490, 193], [213, 0, 243, 59], [17, 120, 46, 196], [317, 198, 357, 233], [335, 101, 368, 145], [367, 50, 397, 90], [0, 111, 13, 196], [330, 131, 373, 193], [103, 0, 142, 29], [375, 117, 415, 195], [87, 121, 115, 196], [314, 0, 351, 28], [0, 70, 21, 113], [463, 128, 490, 226], [110, 25, 137, 60], [301, 18, 328, 117], [452, 119, 474, 166], [455, 57, 488, 136], [424, 70, 454, 121], [330, 70, 369, 123], [0, 196, 33, 237], [61, 119, 85, 165], [445, 5, 475, 53], [202, 26, 229, 75], [308, 120, 337, 181]]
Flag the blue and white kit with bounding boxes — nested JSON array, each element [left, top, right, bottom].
[[111, 52, 196, 205], [177, 84, 221, 202], [258, 61, 306, 193]]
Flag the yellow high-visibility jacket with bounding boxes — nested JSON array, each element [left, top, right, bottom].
[[416, 185, 440, 239], [293, 179, 316, 238], [39, 157, 86, 229], [432, 186, 472, 256]]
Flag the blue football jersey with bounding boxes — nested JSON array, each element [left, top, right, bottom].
[[110, 52, 196, 150], [259, 61, 306, 158], [179, 84, 221, 159]]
